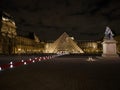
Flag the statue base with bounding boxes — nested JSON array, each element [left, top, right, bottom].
[[102, 39, 119, 58], [102, 54, 119, 58]]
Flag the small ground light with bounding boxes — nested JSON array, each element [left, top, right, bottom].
[[33, 60, 35, 63], [24, 62, 27, 65], [43, 57, 46, 60], [10, 61, 13, 65], [22, 60, 24, 62], [10, 64, 13, 68], [29, 58, 32, 61], [39, 59, 41, 61], [35, 58, 37, 60], [0, 67, 2, 71]]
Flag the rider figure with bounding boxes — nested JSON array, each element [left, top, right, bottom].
[[104, 26, 114, 40]]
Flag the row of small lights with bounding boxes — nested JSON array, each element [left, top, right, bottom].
[[0, 54, 65, 72]]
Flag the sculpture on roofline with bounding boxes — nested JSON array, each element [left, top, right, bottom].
[[104, 26, 114, 40]]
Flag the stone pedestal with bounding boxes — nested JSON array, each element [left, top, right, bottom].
[[102, 39, 119, 58]]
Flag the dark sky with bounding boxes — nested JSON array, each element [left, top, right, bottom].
[[1, 0, 120, 41]]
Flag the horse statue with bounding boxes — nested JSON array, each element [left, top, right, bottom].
[[104, 26, 114, 40]]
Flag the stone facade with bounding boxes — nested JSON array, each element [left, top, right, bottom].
[[0, 12, 17, 54], [102, 40, 119, 58], [0, 12, 44, 54], [15, 36, 44, 54]]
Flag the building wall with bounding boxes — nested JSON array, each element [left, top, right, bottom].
[[0, 12, 17, 54], [15, 36, 44, 54], [0, 12, 45, 55], [78, 41, 102, 53]]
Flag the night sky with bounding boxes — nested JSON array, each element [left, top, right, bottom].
[[1, 0, 120, 41]]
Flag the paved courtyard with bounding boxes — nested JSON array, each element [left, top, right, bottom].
[[0, 54, 120, 90]]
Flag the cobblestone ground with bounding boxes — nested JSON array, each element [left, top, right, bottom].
[[0, 55, 120, 90]]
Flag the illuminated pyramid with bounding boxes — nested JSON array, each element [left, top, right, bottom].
[[48, 32, 84, 53]]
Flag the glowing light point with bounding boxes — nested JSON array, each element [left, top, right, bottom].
[[21, 60, 24, 62], [35, 58, 37, 60], [24, 62, 27, 65], [29, 58, 32, 61], [0, 67, 2, 71], [33, 60, 35, 63], [10, 62, 13, 65], [10, 64, 13, 68], [39, 59, 41, 61], [43, 57, 46, 60]]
